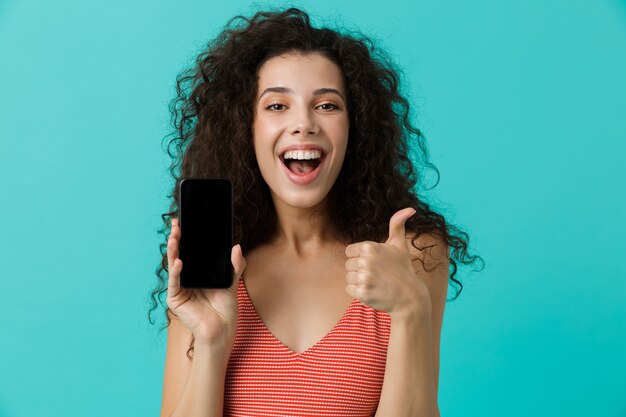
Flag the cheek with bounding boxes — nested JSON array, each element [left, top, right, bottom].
[[333, 134, 349, 165], [331, 118, 349, 149], [254, 113, 282, 135], [251, 128, 281, 185], [252, 120, 276, 159]]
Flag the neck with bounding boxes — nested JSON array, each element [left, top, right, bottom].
[[269, 199, 344, 259]]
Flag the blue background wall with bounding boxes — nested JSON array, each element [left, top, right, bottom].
[[1, 0, 625, 416]]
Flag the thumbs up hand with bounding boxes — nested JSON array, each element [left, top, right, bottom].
[[345, 207, 432, 322]]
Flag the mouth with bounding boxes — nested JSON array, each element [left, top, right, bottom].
[[279, 152, 325, 172], [278, 151, 327, 185]]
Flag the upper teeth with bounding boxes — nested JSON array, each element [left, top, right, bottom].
[[283, 150, 322, 160]]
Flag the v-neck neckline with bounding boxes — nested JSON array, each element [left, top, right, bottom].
[[240, 273, 358, 357]]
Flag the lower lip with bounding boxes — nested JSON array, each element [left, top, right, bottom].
[[280, 154, 326, 185]]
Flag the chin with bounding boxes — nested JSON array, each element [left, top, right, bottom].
[[273, 187, 331, 209]]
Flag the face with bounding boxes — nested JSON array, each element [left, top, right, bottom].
[[252, 52, 349, 209]]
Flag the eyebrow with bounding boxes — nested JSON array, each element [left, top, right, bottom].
[[258, 86, 346, 103]]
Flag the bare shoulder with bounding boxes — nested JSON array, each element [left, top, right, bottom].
[[405, 230, 450, 273], [405, 231, 449, 399]]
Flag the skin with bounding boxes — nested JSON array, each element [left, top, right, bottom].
[[162, 51, 443, 417], [245, 51, 354, 354], [249, 49, 429, 321], [248, 51, 429, 349], [252, 51, 350, 260]]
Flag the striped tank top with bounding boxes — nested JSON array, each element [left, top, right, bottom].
[[224, 273, 392, 416]]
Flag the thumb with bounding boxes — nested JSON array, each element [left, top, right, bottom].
[[385, 207, 417, 250], [230, 244, 246, 290]]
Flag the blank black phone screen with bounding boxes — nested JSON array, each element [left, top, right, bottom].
[[179, 178, 233, 288]]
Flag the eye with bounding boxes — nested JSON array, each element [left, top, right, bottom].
[[318, 103, 339, 111], [266, 103, 286, 111]]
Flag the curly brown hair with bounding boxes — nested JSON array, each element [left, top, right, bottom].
[[147, 6, 484, 359]]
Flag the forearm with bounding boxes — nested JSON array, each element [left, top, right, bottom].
[[169, 342, 230, 417], [375, 312, 439, 417]]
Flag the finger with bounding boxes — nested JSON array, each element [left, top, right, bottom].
[[168, 222, 180, 259], [345, 283, 358, 299], [171, 218, 180, 238], [345, 270, 361, 285], [385, 207, 416, 249], [167, 233, 178, 268], [345, 241, 377, 258], [231, 244, 245, 286], [168, 258, 181, 297], [344, 257, 359, 272]]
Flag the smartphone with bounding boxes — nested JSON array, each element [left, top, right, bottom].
[[178, 177, 233, 288]]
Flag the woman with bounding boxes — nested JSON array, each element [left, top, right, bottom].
[[150, 7, 482, 417]]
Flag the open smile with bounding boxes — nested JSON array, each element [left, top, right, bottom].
[[279, 152, 327, 185]]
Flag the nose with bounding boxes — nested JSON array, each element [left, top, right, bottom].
[[290, 107, 319, 136]]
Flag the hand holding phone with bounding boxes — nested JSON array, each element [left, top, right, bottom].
[[166, 217, 247, 346]]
